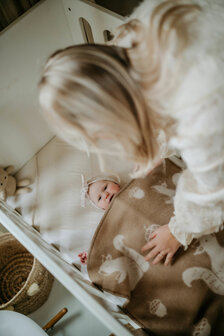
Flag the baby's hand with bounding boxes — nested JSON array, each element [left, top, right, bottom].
[[141, 224, 181, 266]]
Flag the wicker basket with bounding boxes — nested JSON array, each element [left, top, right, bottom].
[[0, 233, 54, 315]]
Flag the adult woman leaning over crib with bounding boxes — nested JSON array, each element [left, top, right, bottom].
[[38, 0, 224, 267]]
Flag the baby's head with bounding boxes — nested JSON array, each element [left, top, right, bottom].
[[85, 175, 120, 210], [89, 180, 120, 210]]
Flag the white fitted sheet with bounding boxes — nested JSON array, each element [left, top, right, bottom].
[[8, 136, 133, 267]]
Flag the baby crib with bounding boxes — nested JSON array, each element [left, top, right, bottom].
[[2, 1, 223, 335], [0, 0, 138, 335]]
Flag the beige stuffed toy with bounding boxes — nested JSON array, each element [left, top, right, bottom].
[[0, 166, 31, 201]]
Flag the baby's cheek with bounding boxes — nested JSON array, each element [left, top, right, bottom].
[[115, 186, 120, 193], [112, 184, 120, 193]]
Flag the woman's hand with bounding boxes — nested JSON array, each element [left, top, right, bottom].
[[141, 224, 181, 266]]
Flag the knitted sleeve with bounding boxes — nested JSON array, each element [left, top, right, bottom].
[[168, 86, 224, 247]]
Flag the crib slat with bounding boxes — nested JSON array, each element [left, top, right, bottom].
[[0, 201, 133, 336]]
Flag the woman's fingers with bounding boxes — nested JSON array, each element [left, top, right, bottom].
[[141, 224, 181, 265], [152, 252, 166, 265], [144, 247, 160, 261], [164, 252, 174, 266], [143, 248, 174, 265], [141, 239, 156, 252]]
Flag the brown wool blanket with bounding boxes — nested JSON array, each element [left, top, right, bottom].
[[87, 159, 224, 336]]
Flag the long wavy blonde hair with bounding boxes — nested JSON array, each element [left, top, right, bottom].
[[39, 0, 200, 177]]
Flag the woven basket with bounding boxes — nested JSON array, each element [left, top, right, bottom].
[[0, 233, 54, 315]]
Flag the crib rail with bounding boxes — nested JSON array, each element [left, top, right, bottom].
[[0, 200, 133, 336]]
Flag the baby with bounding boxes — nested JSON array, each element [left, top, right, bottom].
[[83, 175, 121, 210], [78, 174, 121, 265]]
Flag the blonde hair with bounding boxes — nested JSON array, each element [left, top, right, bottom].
[[39, 0, 200, 177], [112, 0, 200, 111]]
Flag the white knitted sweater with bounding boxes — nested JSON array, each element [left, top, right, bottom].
[[126, 0, 224, 246]]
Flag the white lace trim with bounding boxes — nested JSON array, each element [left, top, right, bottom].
[[169, 216, 224, 248]]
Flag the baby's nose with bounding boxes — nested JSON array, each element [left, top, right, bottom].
[[104, 191, 110, 200]]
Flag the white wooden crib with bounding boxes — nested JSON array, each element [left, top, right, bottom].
[[0, 1, 140, 335]]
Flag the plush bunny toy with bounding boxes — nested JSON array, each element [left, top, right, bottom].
[[0, 166, 31, 201]]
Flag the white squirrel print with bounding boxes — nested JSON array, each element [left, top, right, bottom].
[[194, 234, 224, 281], [128, 187, 145, 199], [99, 235, 149, 291], [183, 234, 224, 295], [192, 317, 211, 336], [151, 173, 180, 204]]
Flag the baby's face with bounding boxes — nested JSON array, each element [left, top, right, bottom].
[[88, 180, 120, 210]]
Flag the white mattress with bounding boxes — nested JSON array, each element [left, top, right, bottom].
[[7, 136, 133, 267]]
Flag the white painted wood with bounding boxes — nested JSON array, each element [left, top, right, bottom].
[[29, 279, 110, 335], [0, 2, 133, 334], [62, 0, 123, 44], [0, 0, 75, 172], [0, 201, 133, 336], [0, 0, 123, 173]]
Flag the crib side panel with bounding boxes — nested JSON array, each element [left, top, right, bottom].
[[0, 201, 133, 336]]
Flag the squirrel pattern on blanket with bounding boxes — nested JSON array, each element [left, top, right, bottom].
[[88, 159, 224, 336]]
